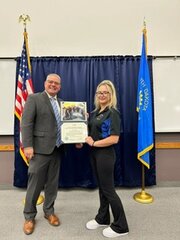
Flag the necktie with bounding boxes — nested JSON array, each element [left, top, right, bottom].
[[50, 97, 61, 147]]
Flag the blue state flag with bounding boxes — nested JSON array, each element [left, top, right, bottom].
[[137, 32, 154, 169]]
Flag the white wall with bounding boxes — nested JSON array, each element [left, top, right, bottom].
[[153, 58, 180, 132], [0, 0, 180, 57], [0, 0, 180, 134], [0, 60, 16, 135]]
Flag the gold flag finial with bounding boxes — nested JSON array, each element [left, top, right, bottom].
[[143, 17, 147, 34], [142, 17, 147, 54], [143, 17, 146, 28], [19, 14, 30, 30]]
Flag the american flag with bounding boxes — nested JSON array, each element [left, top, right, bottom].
[[15, 31, 34, 165]]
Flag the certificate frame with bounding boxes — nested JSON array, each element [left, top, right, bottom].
[[60, 101, 88, 143]]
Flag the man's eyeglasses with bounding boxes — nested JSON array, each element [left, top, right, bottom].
[[96, 91, 110, 96], [47, 80, 60, 86]]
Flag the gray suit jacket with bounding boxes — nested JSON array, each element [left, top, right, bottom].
[[21, 91, 61, 154]]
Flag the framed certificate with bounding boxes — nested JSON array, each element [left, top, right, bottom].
[[60, 101, 88, 143]]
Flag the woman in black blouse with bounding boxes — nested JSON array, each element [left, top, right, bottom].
[[85, 80, 129, 238]]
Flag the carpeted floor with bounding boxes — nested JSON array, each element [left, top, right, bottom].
[[0, 186, 180, 240]]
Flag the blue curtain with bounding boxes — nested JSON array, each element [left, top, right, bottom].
[[14, 56, 156, 188]]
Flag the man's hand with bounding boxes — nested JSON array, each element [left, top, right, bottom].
[[75, 143, 83, 149], [24, 147, 34, 162]]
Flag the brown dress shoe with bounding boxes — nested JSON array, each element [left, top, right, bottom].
[[44, 214, 60, 226], [23, 220, 35, 235]]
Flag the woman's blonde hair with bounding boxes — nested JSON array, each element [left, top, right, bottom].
[[94, 80, 117, 110]]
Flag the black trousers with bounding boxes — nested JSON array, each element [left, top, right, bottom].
[[91, 146, 129, 233]]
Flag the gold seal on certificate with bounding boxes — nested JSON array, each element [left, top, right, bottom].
[[60, 101, 88, 143]]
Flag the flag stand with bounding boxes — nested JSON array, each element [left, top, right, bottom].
[[23, 194, 44, 205], [18, 14, 44, 206], [133, 165, 153, 204]]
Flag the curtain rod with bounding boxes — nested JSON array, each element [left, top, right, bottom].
[[153, 56, 180, 59], [0, 57, 16, 60], [0, 56, 180, 60]]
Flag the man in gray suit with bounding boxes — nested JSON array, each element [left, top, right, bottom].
[[22, 73, 63, 235]]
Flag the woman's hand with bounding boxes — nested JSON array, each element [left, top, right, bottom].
[[85, 136, 94, 146]]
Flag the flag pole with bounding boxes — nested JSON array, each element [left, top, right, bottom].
[[19, 14, 44, 205], [133, 20, 154, 204]]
